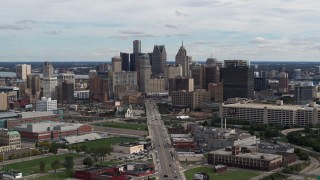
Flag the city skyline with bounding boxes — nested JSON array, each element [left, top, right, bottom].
[[1, 0, 320, 62]]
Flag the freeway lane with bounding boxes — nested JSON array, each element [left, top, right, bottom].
[[146, 101, 185, 179]]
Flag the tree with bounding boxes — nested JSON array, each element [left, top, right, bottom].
[[64, 156, 74, 176], [49, 143, 59, 155], [39, 160, 46, 173], [38, 141, 51, 152], [51, 160, 60, 176], [83, 157, 94, 167], [80, 144, 87, 153]]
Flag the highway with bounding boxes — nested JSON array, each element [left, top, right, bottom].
[[145, 101, 185, 180]]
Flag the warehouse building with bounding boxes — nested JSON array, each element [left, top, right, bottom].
[[13, 122, 92, 141], [113, 143, 144, 154]]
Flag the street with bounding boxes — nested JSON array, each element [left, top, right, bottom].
[[145, 101, 185, 180]]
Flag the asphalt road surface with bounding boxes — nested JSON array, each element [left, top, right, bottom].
[[145, 100, 185, 180]]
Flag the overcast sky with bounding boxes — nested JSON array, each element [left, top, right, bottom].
[[1, 0, 320, 62]]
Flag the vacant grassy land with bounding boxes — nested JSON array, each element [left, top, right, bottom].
[[93, 122, 147, 131], [73, 137, 138, 149], [184, 166, 260, 180], [2, 153, 82, 176]]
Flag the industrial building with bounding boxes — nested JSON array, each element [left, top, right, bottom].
[[194, 125, 259, 151], [5, 111, 60, 129], [208, 146, 283, 171], [13, 122, 92, 141]]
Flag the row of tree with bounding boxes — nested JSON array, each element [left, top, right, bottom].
[[39, 156, 74, 176]]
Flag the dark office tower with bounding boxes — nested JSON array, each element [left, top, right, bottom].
[[294, 83, 313, 105], [175, 43, 192, 77], [254, 77, 268, 91], [279, 72, 288, 93], [43, 62, 54, 78], [191, 64, 206, 89], [26, 74, 41, 103], [120, 52, 130, 71], [57, 81, 74, 104], [130, 53, 135, 71], [206, 58, 217, 67], [133, 40, 141, 54], [151, 45, 167, 75], [222, 60, 254, 100]]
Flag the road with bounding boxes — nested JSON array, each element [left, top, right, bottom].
[[145, 101, 185, 180]]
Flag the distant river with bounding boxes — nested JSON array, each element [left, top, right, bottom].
[[0, 71, 88, 79]]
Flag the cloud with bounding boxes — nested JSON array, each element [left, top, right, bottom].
[[0, 25, 24, 30], [175, 33, 189, 37], [175, 10, 188, 17], [43, 30, 62, 35], [16, 19, 37, 24], [118, 30, 144, 35], [251, 36, 270, 44], [164, 24, 178, 28]]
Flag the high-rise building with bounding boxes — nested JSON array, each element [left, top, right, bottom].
[[120, 52, 130, 71], [0, 92, 8, 111], [151, 45, 167, 75], [206, 58, 217, 67], [43, 62, 54, 78], [59, 81, 74, 104], [168, 77, 194, 95], [26, 74, 41, 103], [112, 71, 138, 99], [89, 76, 109, 102], [191, 64, 206, 89], [205, 66, 220, 90], [164, 65, 182, 89], [57, 72, 75, 87], [112, 56, 122, 73], [133, 40, 141, 54], [208, 83, 223, 102], [295, 82, 313, 105], [222, 60, 254, 100], [175, 43, 192, 77], [16, 64, 31, 80], [139, 54, 152, 93], [42, 77, 57, 99], [279, 72, 288, 93]]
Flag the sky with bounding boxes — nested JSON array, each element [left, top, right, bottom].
[[1, 0, 320, 62]]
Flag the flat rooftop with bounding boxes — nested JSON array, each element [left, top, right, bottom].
[[223, 103, 319, 110], [209, 149, 281, 161]]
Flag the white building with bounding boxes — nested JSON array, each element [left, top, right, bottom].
[[42, 77, 57, 99], [15, 64, 31, 80], [221, 101, 320, 127], [113, 143, 144, 154], [36, 97, 57, 111], [74, 90, 89, 99]]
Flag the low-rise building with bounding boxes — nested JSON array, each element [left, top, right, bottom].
[[113, 143, 144, 154], [0, 129, 21, 152], [13, 122, 92, 141], [194, 126, 259, 151], [208, 146, 282, 171], [36, 97, 57, 111], [172, 89, 210, 111]]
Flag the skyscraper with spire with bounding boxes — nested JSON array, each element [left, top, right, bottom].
[[175, 42, 192, 77]]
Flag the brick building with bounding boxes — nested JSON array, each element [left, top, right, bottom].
[[14, 122, 92, 141]]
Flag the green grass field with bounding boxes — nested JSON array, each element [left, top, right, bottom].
[[73, 137, 138, 149], [184, 167, 260, 180], [2, 154, 82, 176], [35, 171, 70, 180], [93, 122, 147, 131]]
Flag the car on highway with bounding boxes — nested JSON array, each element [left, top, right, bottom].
[[163, 175, 168, 177]]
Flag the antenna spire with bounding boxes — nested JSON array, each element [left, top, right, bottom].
[[182, 41, 184, 46]]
